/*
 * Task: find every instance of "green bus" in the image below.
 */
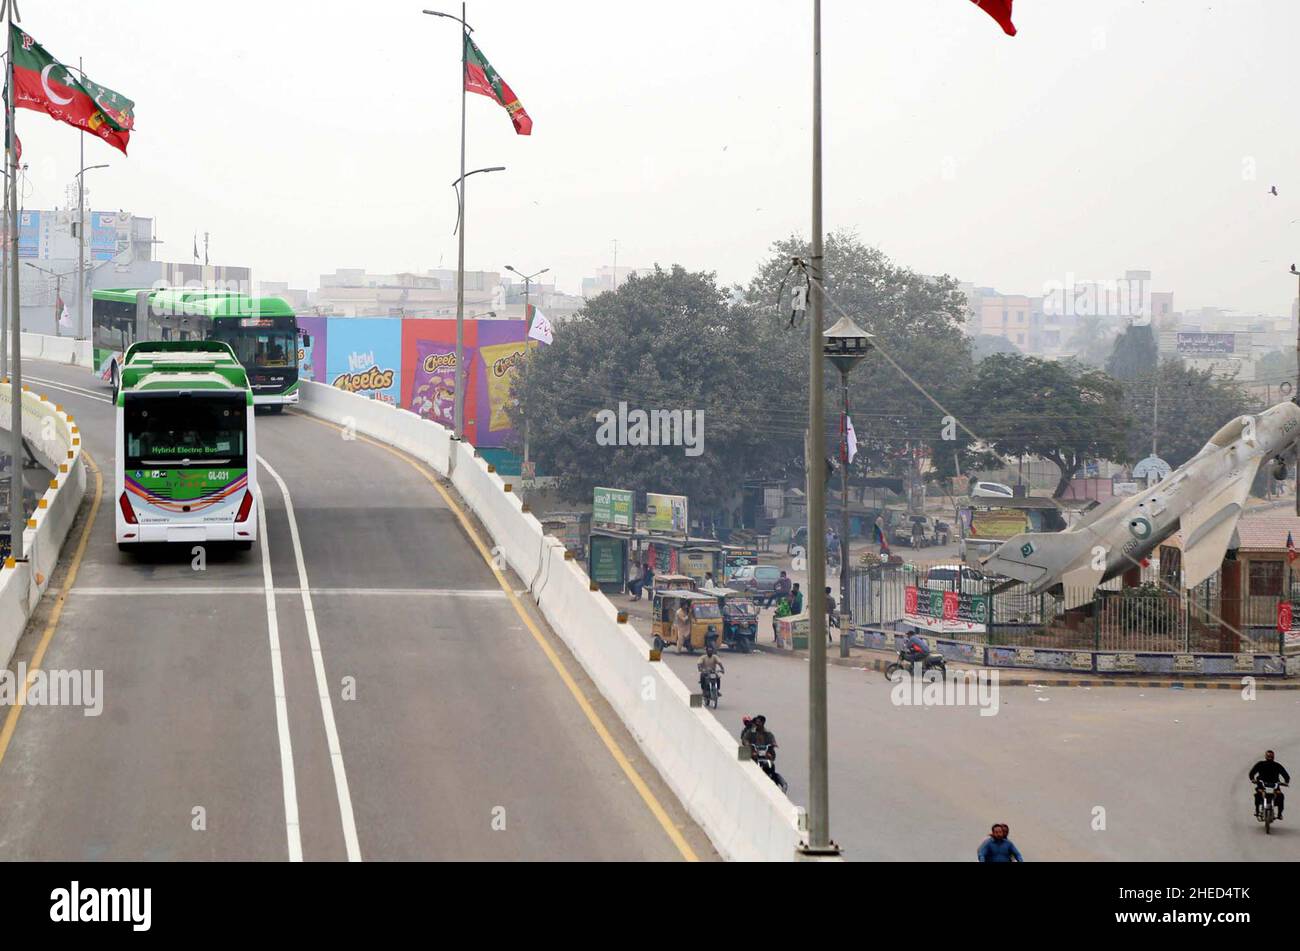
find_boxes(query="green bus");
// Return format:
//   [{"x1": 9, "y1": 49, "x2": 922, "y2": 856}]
[
  {"x1": 92, "y1": 287, "x2": 304, "y2": 410},
  {"x1": 115, "y1": 340, "x2": 258, "y2": 550}
]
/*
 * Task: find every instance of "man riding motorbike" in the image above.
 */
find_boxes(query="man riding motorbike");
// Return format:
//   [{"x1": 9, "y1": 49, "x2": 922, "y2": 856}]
[
  {"x1": 903, "y1": 627, "x2": 930, "y2": 667},
  {"x1": 698, "y1": 646, "x2": 725, "y2": 699},
  {"x1": 1250, "y1": 750, "x2": 1291, "y2": 820},
  {"x1": 741, "y1": 714, "x2": 787, "y2": 791}
]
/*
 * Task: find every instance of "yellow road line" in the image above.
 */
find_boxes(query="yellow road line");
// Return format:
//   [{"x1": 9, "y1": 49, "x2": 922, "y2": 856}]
[
  {"x1": 0, "y1": 449, "x2": 103, "y2": 769},
  {"x1": 296, "y1": 414, "x2": 700, "y2": 862}
]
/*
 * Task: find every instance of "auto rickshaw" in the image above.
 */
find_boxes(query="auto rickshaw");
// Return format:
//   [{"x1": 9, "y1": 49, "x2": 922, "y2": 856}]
[
  {"x1": 651, "y1": 589, "x2": 722, "y2": 653},
  {"x1": 702, "y1": 586, "x2": 759, "y2": 652},
  {"x1": 652, "y1": 573, "x2": 697, "y2": 593}
]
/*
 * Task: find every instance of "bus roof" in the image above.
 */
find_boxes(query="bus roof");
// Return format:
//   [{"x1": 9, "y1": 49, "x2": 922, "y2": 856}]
[
  {"x1": 93, "y1": 287, "x2": 294, "y2": 319},
  {"x1": 120, "y1": 340, "x2": 251, "y2": 397}
]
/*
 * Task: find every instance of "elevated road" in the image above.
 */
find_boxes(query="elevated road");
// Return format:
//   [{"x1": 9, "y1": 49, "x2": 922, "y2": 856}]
[{"x1": 0, "y1": 360, "x2": 712, "y2": 861}]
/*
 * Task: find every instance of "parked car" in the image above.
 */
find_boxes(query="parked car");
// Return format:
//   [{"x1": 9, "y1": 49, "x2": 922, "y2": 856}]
[
  {"x1": 731, "y1": 564, "x2": 784, "y2": 598},
  {"x1": 922, "y1": 563, "x2": 987, "y2": 594},
  {"x1": 971, "y1": 481, "x2": 1015, "y2": 500}
]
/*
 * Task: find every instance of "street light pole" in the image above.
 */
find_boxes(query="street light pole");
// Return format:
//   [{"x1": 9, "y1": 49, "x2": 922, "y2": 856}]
[
  {"x1": 505, "y1": 263, "x2": 549, "y2": 503},
  {"x1": 425, "y1": 6, "x2": 506, "y2": 446},
  {"x1": 801, "y1": 0, "x2": 834, "y2": 859},
  {"x1": 73, "y1": 163, "x2": 109, "y2": 342}
]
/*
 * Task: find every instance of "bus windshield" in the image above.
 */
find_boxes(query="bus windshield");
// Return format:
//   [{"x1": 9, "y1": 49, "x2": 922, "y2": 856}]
[
  {"x1": 124, "y1": 392, "x2": 247, "y2": 467},
  {"x1": 214, "y1": 327, "x2": 297, "y2": 368}
]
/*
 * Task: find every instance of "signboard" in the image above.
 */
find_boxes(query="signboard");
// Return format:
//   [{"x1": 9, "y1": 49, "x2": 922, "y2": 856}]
[
  {"x1": 968, "y1": 509, "x2": 1028, "y2": 539},
  {"x1": 90, "y1": 211, "x2": 118, "y2": 261},
  {"x1": 589, "y1": 536, "x2": 624, "y2": 585},
  {"x1": 1278, "y1": 601, "x2": 1292, "y2": 634},
  {"x1": 519, "y1": 461, "x2": 536, "y2": 488},
  {"x1": 646, "y1": 492, "x2": 688, "y2": 534},
  {"x1": 679, "y1": 550, "x2": 714, "y2": 582},
  {"x1": 1176, "y1": 332, "x2": 1235, "y2": 357},
  {"x1": 592, "y1": 487, "x2": 633, "y2": 528},
  {"x1": 724, "y1": 547, "x2": 758, "y2": 578},
  {"x1": 1097, "y1": 652, "x2": 1137, "y2": 672},
  {"x1": 1173, "y1": 653, "x2": 1197, "y2": 672},
  {"x1": 17, "y1": 210, "x2": 39, "y2": 258},
  {"x1": 904, "y1": 585, "x2": 988, "y2": 634},
  {"x1": 326, "y1": 318, "x2": 402, "y2": 405}
]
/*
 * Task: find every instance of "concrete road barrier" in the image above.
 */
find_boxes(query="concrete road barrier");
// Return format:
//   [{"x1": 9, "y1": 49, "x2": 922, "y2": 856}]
[
  {"x1": 0, "y1": 380, "x2": 88, "y2": 668},
  {"x1": 300, "y1": 380, "x2": 805, "y2": 861}
]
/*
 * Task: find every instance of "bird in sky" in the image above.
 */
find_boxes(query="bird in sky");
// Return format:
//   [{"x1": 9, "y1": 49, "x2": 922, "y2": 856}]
[{"x1": 1270, "y1": 185, "x2": 1279, "y2": 196}]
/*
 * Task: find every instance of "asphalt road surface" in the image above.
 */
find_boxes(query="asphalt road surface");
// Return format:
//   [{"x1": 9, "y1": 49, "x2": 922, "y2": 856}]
[
  {"x1": 658, "y1": 645, "x2": 1300, "y2": 860},
  {"x1": 0, "y1": 359, "x2": 713, "y2": 861}
]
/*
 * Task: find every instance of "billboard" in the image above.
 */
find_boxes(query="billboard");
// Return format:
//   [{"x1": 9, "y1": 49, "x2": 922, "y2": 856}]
[
  {"x1": 646, "y1": 492, "x2": 688, "y2": 534},
  {"x1": 589, "y1": 536, "x2": 624, "y2": 584},
  {"x1": 17, "y1": 211, "x2": 38, "y2": 258},
  {"x1": 325, "y1": 318, "x2": 401, "y2": 404},
  {"x1": 90, "y1": 211, "x2": 118, "y2": 261},
  {"x1": 1176, "y1": 332, "x2": 1235, "y2": 357},
  {"x1": 296, "y1": 316, "x2": 327, "y2": 383},
  {"x1": 410, "y1": 338, "x2": 473, "y2": 428},
  {"x1": 967, "y1": 509, "x2": 1028, "y2": 539},
  {"x1": 905, "y1": 586, "x2": 988, "y2": 635},
  {"x1": 474, "y1": 320, "x2": 530, "y2": 446},
  {"x1": 593, "y1": 487, "x2": 633, "y2": 528}
]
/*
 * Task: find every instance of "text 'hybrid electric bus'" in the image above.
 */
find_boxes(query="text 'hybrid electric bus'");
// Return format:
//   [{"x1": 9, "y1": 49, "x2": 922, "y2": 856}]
[
  {"x1": 115, "y1": 340, "x2": 258, "y2": 551},
  {"x1": 93, "y1": 287, "x2": 304, "y2": 410}
]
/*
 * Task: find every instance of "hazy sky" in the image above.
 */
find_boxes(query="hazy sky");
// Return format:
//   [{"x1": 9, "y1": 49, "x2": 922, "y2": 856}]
[{"x1": 15, "y1": 0, "x2": 1300, "y2": 312}]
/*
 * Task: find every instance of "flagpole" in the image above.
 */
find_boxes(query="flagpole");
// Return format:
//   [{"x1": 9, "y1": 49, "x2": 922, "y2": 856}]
[
  {"x1": 6, "y1": 4, "x2": 22, "y2": 562},
  {"x1": 77, "y1": 55, "x2": 84, "y2": 340},
  {"x1": 1, "y1": 67, "x2": 7, "y2": 383},
  {"x1": 454, "y1": 0, "x2": 467, "y2": 442}
]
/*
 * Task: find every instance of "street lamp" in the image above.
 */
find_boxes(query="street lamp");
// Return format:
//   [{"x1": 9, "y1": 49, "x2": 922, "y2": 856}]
[
  {"x1": 824, "y1": 315, "x2": 874, "y2": 660},
  {"x1": 74, "y1": 163, "x2": 108, "y2": 341},
  {"x1": 24, "y1": 261, "x2": 77, "y2": 337},
  {"x1": 505, "y1": 264, "x2": 548, "y2": 503}
]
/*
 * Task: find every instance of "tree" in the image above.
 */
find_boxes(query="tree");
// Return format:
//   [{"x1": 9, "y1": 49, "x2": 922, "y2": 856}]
[
  {"x1": 1066, "y1": 316, "x2": 1120, "y2": 368},
  {"x1": 1104, "y1": 322, "x2": 1159, "y2": 381},
  {"x1": 1255, "y1": 348, "x2": 1297, "y2": 392},
  {"x1": 746, "y1": 229, "x2": 976, "y2": 484},
  {"x1": 970, "y1": 333, "x2": 1021, "y2": 361},
  {"x1": 511, "y1": 266, "x2": 798, "y2": 514},
  {"x1": 1122, "y1": 359, "x2": 1253, "y2": 469},
  {"x1": 954, "y1": 353, "x2": 1130, "y2": 497}
]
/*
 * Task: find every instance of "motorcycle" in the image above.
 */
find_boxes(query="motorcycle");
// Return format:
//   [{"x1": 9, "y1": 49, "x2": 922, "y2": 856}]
[
  {"x1": 750, "y1": 743, "x2": 788, "y2": 793},
  {"x1": 700, "y1": 671, "x2": 721, "y2": 709},
  {"x1": 1255, "y1": 780, "x2": 1288, "y2": 834},
  {"x1": 884, "y1": 649, "x2": 947, "y2": 683}
]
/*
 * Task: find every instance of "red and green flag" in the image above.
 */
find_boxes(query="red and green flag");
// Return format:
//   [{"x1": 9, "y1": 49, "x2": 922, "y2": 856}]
[
  {"x1": 464, "y1": 34, "x2": 531, "y2": 136},
  {"x1": 9, "y1": 24, "x2": 135, "y2": 154},
  {"x1": 972, "y1": 0, "x2": 1016, "y2": 36}
]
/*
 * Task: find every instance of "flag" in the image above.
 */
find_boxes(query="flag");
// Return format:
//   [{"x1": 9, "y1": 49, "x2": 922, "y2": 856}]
[
  {"x1": 464, "y1": 35, "x2": 532, "y2": 135},
  {"x1": 56, "y1": 290, "x2": 71, "y2": 329},
  {"x1": 527, "y1": 307, "x2": 554, "y2": 345},
  {"x1": 10, "y1": 25, "x2": 135, "y2": 155},
  {"x1": 1289, "y1": 531, "x2": 1297, "y2": 564},
  {"x1": 193, "y1": 234, "x2": 199, "y2": 262},
  {"x1": 972, "y1": 0, "x2": 1016, "y2": 36},
  {"x1": 846, "y1": 415, "x2": 858, "y2": 464}
]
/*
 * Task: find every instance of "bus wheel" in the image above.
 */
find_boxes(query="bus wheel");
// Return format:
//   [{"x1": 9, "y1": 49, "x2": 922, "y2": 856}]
[
  {"x1": 117, "y1": 543, "x2": 132, "y2": 553},
  {"x1": 267, "y1": 405, "x2": 283, "y2": 415}
]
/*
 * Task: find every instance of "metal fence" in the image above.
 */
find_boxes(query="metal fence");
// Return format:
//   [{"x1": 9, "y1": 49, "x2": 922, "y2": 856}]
[{"x1": 848, "y1": 563, "x2": 1285, "y2": 655}]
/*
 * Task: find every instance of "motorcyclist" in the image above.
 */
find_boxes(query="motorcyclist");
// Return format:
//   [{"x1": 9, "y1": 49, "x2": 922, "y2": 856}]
[
  {"x1": 902, "y1": 627, "x2": 931, "y2": 668},
  {"x1": 698, "y1": 646, "x2": 725, "y2": 697},
  {"x1": 742, "y1": 715, "x2": 786, "y2": 790},
  {"x1": 1250, "y1": 750, "x2": 1291, "y2": 820}
]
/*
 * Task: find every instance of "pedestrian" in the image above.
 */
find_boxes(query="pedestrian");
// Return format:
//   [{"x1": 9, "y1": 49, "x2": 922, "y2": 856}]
[
  {"x1": 643, "y1": 562, "x2": 655, "y2": 599},
  {"x1": 977, "y1": 823, "x2": 1024, "y2": 862},
  {"x1": 764, "y1": 570, "x2": 792, "y2": 608},
  {"x1": 773, "y1": 595, "x2": 792, "y2": 648},
  {"x1": 628, "y1": 562, "x2": 644, "y2": 601},
  {"x1": 789, "y1": 582, "x2": 803, "y2": 615},
  {"x1": 825, "y1": 585, "x2": 837, "y2": 641},
  {"x1": 673, "y1": 601, "x2": 691, "y2": 654},
  {"x1": 704, "y1": 570, "x2": 715, "y2": 589}
]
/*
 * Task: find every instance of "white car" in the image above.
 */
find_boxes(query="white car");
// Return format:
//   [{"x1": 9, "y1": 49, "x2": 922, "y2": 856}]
[{"x1": 971, "y1": 481, "x2": 1015, "y2": 500}]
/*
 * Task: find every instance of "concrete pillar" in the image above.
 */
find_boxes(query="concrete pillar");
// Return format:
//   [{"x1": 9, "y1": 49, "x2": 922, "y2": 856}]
[{"x1": 1220, "y1": 558, "x2": 1242, "y2": 653}]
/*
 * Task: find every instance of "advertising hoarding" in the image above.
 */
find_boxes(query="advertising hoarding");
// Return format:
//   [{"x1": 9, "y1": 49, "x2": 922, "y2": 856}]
[
  {"x1": 1176, "y1": 332, "x2": 1235, "y2": 357},
  {"x1": 592, "y1": 487, "x2": 633, "y2": 528},
  {"x1": 904, "y1": 585, "x2": 988, "y2": 634},
  {"x1": 325, "y1": 318, "x2": 402, "y2": 404},
  {"x1": 90, "y1": 211, "x2": 118, "y2": 261},
  {"x1": 646, "y1": 493, "x2": 688, "y2": 534},
  {"x1": 17, "y1": 211, "x2": 38, "y2": 258}
]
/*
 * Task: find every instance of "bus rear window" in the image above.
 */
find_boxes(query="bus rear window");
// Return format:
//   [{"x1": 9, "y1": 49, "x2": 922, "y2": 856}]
[{"x1": 124, "y1": 393, "x2": 247, "y2": 467}]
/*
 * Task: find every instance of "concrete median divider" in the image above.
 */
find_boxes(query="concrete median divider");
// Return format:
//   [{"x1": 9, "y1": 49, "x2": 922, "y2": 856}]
[
  {"x1": 0, "y1": 380, "x2": 88, "y2": 669},
  {"x1": 20, "y1": 332, "x2": 91, "y2": 368},
  {"x1": 300, "y1": 380, "x2": 805, "y2": 860}
]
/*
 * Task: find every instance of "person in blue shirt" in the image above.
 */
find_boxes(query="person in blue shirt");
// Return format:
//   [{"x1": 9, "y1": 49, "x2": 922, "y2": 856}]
[
  {"x1": 977, "y1": 823, "x2": 1024, "y2": 862},
  {"x1": 902, "y1": 627, "x2": 930, "y2": 663}
]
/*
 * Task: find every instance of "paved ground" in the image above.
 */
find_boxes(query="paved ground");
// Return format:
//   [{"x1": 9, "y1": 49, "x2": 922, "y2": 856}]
[
  {"x1": 622, "y1": 571, "x2": 1300, "y2": 860},
  {"x1": 0, "y1": 360, "x2": 714, "y2": 861}
]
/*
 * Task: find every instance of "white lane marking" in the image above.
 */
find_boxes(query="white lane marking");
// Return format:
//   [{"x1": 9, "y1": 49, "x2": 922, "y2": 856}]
[
  {"x1": 258, "y1": 454, "x2": 362, "y2": 862},
  {"x1": 256, "y1": 489, "x2": 304, "y2": 862},
  {"x1": 24, "y1": 374, "x2": 113, "y2": 403},
  {"x1": 69, "y1": 586, "x2": 507, "y2": 598}
]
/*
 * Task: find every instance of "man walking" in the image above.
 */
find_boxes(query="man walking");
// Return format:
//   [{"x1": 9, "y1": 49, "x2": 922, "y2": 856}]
[{"x1": 977, "y1": 824, "x2": 1024, "y2": 862}]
